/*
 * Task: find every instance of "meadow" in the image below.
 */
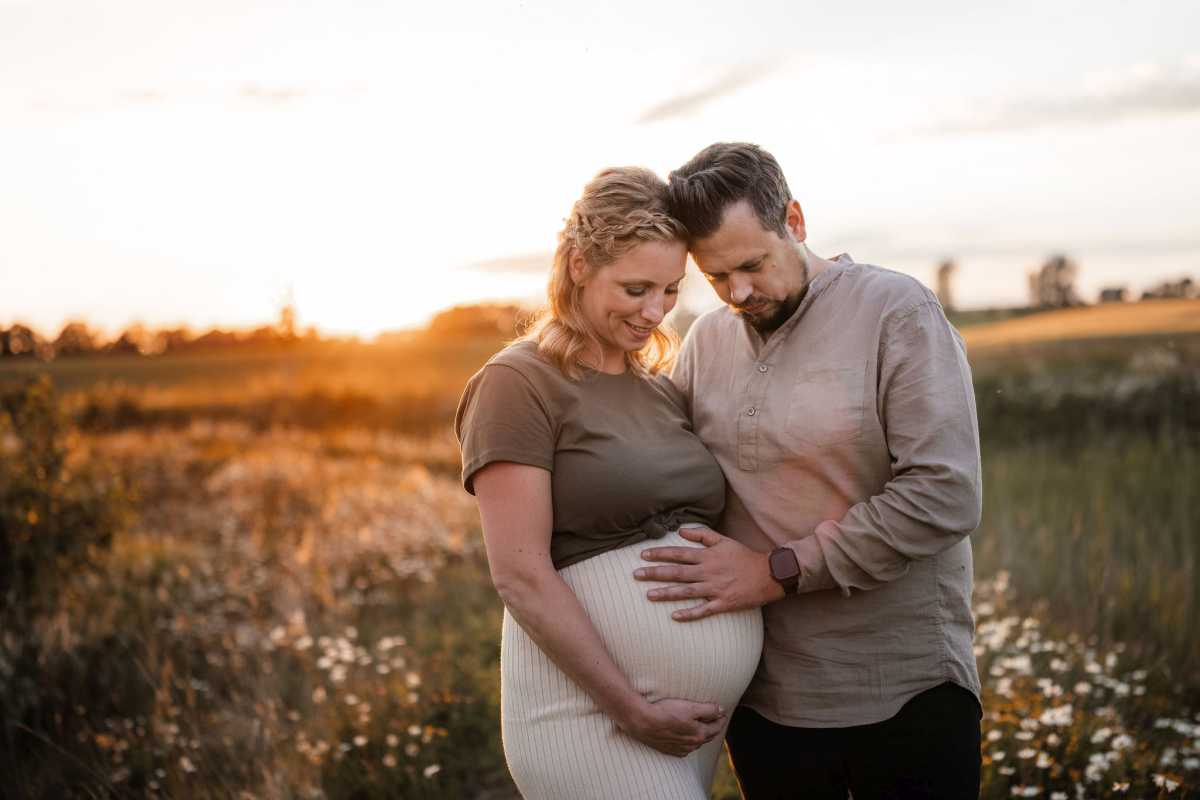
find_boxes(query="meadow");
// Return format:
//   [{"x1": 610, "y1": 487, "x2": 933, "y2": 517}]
[{"x1": 1, "y1": 301, "x2": 1198, "y2": 798}]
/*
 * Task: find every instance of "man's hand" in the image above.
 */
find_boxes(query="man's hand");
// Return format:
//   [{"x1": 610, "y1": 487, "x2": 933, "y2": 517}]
[
  {"x1": 634, "y1": 526, "x2": 785, "y2": 621},
  {"x1": 618, "y1": 698, "x2": 726, "y2": 758}
]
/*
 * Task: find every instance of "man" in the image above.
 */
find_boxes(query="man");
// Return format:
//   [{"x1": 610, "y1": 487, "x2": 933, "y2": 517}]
[{"x1": 633, "y1": 142, "x2": 983, "y2": 798}]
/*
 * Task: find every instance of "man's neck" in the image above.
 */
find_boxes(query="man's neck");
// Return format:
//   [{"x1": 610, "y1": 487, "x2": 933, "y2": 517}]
[{"x1": 801, "y1": 243, "x2": 837, "y2": 279}]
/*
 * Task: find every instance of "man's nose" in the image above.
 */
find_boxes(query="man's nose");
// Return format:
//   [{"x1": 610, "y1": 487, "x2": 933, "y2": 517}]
[{"x1": 729, "y1": 274, "x2": 753, "y2": 305}]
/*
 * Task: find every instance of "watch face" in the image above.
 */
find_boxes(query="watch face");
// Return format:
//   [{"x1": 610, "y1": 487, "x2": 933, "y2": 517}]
[{"x1": 770, "y1": 548, "x2": 800, "y2": 581}]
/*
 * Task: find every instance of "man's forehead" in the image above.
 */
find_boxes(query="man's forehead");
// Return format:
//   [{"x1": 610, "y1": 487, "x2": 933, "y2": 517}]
[{"x1": 689, "y1": 200, "x2": 773, "y2": 272}]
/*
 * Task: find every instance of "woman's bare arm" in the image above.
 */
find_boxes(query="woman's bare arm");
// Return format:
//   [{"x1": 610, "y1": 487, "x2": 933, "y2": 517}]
[{"x1": 473, "y1": 461, "x2": 724, "y2": 757}]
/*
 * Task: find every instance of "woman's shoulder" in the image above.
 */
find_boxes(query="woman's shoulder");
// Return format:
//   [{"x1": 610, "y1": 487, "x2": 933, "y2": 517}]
[{"x1": 478, "y1": 340, "x2": 567, "y2": 392}]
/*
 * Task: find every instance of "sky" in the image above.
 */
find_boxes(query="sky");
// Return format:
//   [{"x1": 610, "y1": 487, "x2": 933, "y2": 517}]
[{"x1": 2, "y1": 0, "x2": 1198, "y2": 339}]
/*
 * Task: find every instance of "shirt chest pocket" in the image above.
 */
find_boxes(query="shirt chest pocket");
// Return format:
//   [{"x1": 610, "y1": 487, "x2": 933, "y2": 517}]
[{"x1": 785, "y1": 365, "x2": 867, "y2": 447}]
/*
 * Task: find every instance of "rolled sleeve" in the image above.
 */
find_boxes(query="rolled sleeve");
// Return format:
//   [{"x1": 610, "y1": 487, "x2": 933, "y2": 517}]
[{"x1": 791, "y1": 300, "x2": 983, "y2": 595}]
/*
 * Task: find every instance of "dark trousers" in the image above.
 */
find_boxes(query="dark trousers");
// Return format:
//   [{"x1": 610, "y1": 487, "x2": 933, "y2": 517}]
[{"x1": 725, "y1": 682, "x2": 982, "y2": 800}]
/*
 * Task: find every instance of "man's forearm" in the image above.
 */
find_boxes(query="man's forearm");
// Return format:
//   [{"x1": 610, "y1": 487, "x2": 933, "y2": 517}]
[{"x1": 786, "y1": 463, "x2": 982, "y2": 596}]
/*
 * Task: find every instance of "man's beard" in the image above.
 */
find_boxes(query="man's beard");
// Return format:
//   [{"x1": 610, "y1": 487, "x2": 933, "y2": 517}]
[{"x1": 740, "y1": 288, "x2": 807, "y2": 333}]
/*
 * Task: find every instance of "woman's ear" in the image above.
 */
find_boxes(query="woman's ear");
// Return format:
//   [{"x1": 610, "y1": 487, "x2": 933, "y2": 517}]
[{"x1": 568, "y1": 249, "x2": 587, "y2": 284}]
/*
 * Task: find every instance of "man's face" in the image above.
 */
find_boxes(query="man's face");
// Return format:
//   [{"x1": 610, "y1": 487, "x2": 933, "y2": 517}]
[{"x1": 690, "y1": 199, "x2": 810, "y2": 333}]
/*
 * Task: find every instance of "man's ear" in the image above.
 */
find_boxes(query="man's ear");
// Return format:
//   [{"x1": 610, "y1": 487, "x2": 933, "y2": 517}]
[
  {"x1": 784, "y1": 200, "x2": 807, "y2": 243},
  {"x1": 568, "y1": 249, "x2": 587, "y2": 284}
]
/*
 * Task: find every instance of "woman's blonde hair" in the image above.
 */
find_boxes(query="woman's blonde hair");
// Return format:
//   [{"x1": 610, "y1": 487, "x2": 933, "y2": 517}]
[{"x1": 520, "y1": 166, "x2": 687, "y2": 379}]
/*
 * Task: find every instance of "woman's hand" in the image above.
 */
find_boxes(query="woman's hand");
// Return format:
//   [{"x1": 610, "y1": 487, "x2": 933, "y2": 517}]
[{"x1": 618, "y1": 697, "x2": 726, "y2": 758}]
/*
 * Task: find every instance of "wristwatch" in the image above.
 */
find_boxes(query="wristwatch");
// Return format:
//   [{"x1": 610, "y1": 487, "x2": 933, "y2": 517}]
[{"x1": 768, "y1": 546, "x2": 801, "y2": 595}]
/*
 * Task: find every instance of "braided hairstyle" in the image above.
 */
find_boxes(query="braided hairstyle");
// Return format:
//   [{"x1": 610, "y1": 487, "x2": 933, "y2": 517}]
[{"x1": 521, "y1": 167, "x2": 687, "y2": 379}]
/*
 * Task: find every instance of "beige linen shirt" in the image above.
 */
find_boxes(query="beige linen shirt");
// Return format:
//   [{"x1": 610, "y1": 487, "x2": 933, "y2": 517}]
[{"x1": 672, "y1": 255, "x2": 982, "y2": 727}]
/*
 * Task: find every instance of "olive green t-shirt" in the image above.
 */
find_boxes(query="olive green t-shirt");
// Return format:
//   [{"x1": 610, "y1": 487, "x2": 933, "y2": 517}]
[{"x1": 455, "y1": 340, "x2": 725, "y2": 569}]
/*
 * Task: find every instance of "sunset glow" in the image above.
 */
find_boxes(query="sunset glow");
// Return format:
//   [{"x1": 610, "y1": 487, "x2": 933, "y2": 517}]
[{"x1": 2, "y1": 0, "x2": 1198, "y2": 339}]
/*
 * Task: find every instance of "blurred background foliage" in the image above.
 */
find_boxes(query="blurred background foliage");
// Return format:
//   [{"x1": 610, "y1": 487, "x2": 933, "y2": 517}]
[{"x1": 0, "y1": 298, "x2": 1197, "y2": 798}]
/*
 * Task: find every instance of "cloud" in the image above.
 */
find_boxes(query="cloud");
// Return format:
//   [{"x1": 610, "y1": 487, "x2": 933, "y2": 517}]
[
  {"x1": 636, "y1": 60, "x2": 780, "y2": 124},
  {"x1": 466, "y1": 252, "x2": 553, "y2": 274},
  {"x1": 914, "y1": 62, "x2": 1200, "y2": 137}
]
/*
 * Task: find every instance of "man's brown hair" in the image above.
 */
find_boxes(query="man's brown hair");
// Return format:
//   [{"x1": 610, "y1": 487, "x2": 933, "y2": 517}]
[{"x1": 666, "y1": 142, "x2": 794, "y2": 241}]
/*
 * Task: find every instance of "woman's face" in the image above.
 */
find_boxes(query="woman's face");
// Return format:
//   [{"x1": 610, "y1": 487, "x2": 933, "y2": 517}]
[{"x1": 572, "y1": 239, "x2": 687, "y2": 373}]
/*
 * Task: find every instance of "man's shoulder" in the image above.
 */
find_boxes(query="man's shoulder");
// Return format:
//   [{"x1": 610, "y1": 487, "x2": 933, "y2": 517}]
[{"x1": 837, "y1": 260, "x2": 940, "y2": 317}]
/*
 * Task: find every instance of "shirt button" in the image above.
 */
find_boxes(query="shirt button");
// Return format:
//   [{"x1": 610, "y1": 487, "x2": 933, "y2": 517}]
[
  {"x1": 747, "y1": 407, "x2": 757, "y2": 416},
  {"x1": 757, "y1": 364, "x2": 769, "y2": 373}
]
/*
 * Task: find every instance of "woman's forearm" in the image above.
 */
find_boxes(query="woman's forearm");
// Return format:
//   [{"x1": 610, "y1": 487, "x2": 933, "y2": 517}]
[{"x1": 494, "y1": 565, "x2": 649, "y2": 729}]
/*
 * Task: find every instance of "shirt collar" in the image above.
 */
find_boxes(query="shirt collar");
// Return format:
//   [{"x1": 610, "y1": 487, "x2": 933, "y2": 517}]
[{"x1": 739, "y1": 253, "x2": 854, "y2": 354}]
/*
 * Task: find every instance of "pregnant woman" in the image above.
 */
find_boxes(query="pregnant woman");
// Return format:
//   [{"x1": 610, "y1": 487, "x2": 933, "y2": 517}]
[{"x1": 455, "y1": 166, "x2": 763, "y2": 798}]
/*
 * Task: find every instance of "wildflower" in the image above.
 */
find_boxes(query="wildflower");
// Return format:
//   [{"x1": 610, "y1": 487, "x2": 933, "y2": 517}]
[
  {"x1": 1016, "y1": 731, "x2": 1034, "y2": 741},
  {"x1": 1161, "y1": 748, "x2": 1178, "y2": 766},
  {"x1": 1152, "y1": 774, "x2": 1180, "y2": 792},
  {"x1": 405, "y1": 743, "x2": 419, "y2": 757},
  {"x1": 295, "y1": 635, "x2": 313, "y2": 651},
  {"x1": 180, "y1": 756, "x2": 197, "y2": 773},
  {"x1": 353, "y1": 735, "x2": 367, "y2": 747},
  {"x1": 1182, "y1": 757, "x2": 1199, "y2": 770},
  {"x1": 423, "y1": 764, "x2": 441, "y2": 779},
  {"x1": 345, "y1": 694, "x2": 359, "y2": 706},
  {"x1": 383, "y1": 754, "x2": 397, "y2": 768},
  {"x1": 345, "y1": 626, "x2": 358, "y2": 640},
  {"x1": 1073, "y1": 681, "x2": 1091, "y2": 695},
  {"x1": 406, "y1": 672, "x2": 422, "y2": 689},
  {"x1": 386, "y1": 734, "x2": 399, "y2": 747},
  {"x1": 987, "y1": 730, "x2": 1003, "y2": 742},
  {"x1": 1109, "y1": 734, "x2": 1133, "y2": 751},
  {"x1": 991, "y1": 751, "x2": 1006, "y2": 761},
  {"x1": 1046, "y1": 733, "x2": 1062, "y2": 747},
  {"x1": 1010, "y1": 787, "x2": 1042, "y2": 797},
  {"x1": 312, "y1": 687, "x2": 327, "y2": 704},
  {"x1": 1036, "y1": 752, "x2": 1052, "y2": 769},
  {"x1": 1091, "y1": 727, "x2": 1113, "y2": 744},
  {"x1": 1111, "y1": 783, "x2": 1129, "y2": 793},
  {"x1": 376, "y1": 664, "x2": 391, "y2": 675},
  {"x1": 1018, "y1": 748, "x2": 1036, "y2": 760},
  {"x1": 1039, "y1": 705, "x2": 1073, "y2": 727},
  {"x1": 999, "y1": 767, "x2": 1016, "y2": 776},
  {"x1": 1050, "y1": 793, "x2": 1067, "y2": 800}
]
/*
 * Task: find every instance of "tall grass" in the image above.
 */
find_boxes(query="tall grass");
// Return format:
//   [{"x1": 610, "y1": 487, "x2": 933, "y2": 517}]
[{"x1": 1, "y1": 326, "x2": 1198, "y2": 798}]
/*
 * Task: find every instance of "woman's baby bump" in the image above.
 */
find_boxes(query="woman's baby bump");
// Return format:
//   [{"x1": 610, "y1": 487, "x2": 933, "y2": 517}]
[{"x1": 558, "y1": 530, "x2": 763, "y2": 707}]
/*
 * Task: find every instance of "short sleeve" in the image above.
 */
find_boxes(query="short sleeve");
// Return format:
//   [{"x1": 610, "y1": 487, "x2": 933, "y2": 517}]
[{"x1": 454, "y1": 363, "x2": 556, "y2": 494}]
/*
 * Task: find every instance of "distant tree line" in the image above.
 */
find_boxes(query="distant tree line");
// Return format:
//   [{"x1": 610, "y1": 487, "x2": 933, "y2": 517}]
[
  {"x1": 0, "y1": 302, "x2": 539, "y2": 361},
  {"x1": 0, "y1": 303, "x2": 316, "y2": 361}
]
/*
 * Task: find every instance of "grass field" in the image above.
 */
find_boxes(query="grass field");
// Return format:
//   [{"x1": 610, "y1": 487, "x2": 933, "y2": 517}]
[
  {"x1": 962, "y1": 299, "x2": 1200, "y2": 351},
  {"x1": 1, "y1": 303, "x2": 1198, "y2": 798}
]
